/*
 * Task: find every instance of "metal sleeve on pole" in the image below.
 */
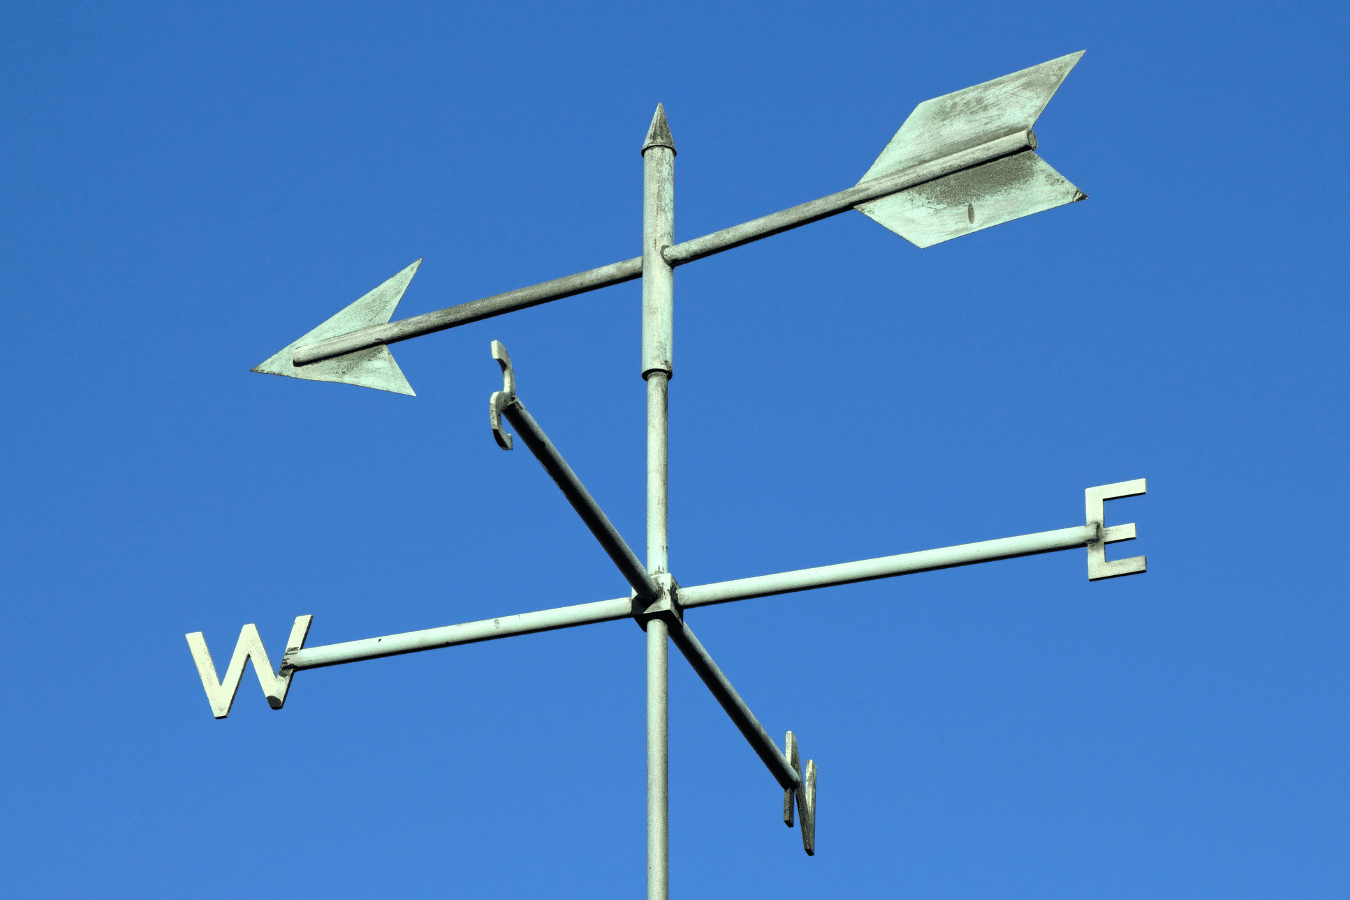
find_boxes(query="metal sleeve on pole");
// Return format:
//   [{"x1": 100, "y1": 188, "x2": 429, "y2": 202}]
[
  {"x1": 642, "y1": 105, "x2": 675, "y2": 380},
  {"x1": 646, "y1": 617, "x2": 669, "y2": 899},
  {"x1": 645, "y1": 377, "x2": 669, "y2": 577}
]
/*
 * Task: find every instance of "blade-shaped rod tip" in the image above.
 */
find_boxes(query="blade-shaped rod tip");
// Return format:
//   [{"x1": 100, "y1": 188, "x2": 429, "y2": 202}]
[{"x1": 642, "y1": 103, "x2": 676, "y2": 156}]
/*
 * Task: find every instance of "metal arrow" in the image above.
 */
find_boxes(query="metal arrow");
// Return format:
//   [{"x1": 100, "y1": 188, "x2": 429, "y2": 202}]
[
  {"x1": 253, "y1": 52, "x2": 1087, "y2": 394},
  {"x1": 252, "y1": 259, "x2": 421, "y2": 395}
]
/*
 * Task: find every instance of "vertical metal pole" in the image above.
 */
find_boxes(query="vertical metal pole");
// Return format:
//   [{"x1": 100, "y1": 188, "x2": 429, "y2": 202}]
[{"x1": 641, "y1": 103, "x2": 675, "y2": 900}]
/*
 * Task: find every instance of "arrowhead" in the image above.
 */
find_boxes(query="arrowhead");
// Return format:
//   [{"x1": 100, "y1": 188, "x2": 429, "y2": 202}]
[
  {"x1": 641, "y1": 103, "x2": 676, "y2": 156},
  {"x1": 251, "y1": 260, "x2": 421, "y2": 396},
  {"x1": 856, "y1": 153, "x2": 1086, "y2": 248}
]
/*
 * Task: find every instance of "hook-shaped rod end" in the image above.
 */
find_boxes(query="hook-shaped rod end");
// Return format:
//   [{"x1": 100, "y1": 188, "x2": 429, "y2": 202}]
[
  {"x1": 491, "y1": 340, "x2": 515, "y2": 395},
  {"x1": 489, "y1": 340, "x2": 517, "y2": 450}
]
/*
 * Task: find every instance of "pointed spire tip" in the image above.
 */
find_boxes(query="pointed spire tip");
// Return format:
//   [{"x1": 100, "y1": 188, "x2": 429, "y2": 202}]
[{"x1": 641, "y1": 103, "x2": 676, "y2": 156}]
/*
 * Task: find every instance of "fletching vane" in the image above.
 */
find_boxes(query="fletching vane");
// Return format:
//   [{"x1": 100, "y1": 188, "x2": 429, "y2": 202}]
[{"x1": 856, "y1": 51, "x2": 1087, "y2": 247}]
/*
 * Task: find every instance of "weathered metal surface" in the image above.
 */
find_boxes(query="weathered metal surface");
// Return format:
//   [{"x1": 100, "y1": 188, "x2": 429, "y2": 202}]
[
  {"x1": 500, "y1": 401, "x2": 659, "y2": 601},
  {"x1": 641, "y1": 105, "x2": 676, "y2": 900},
  {"x1": 859, "y1": 51, "x2": 1083, "y2": 183},
  {"x1": 283, "y1": 132, "x2": 1032, "y2": 378},
  {"x1": 668, "y1": 621, "x2": 803, "y2": 791},
  {"x1": 666, "y1": 130, "x2": 1036, "y2": 266},
  {"x1": 678, "y1": 523, "x2": 1099, "y2": 608},
  {"x1": 1086, "y1": 479, "x2": 1147, "y2": 580},
  {"x1": 274, "y1": 55, "x2": 1085, "y2": 384},
  {"x1": 646, "y1": 372, "x2": 671, "y2": 596},
  {"x1": 283, "y1": 597, "x2": 633, "y2": 671},
  {"x1": 855, "y1": 52, "x2": 1085, "y2": 246},
  {"x1": 253, "y1": 260, "x2": 420, "y2": 394},
  {"x1": 489, "y1": 339, "x2": 516, "y2": 450},
  {"x1": 782, "y1": 731, "x2": 816, "y2": 855},
  {"x1": 489, "y1": 342, "x2": 660, "y2": 603},
  {"x1": 665, "y1": 618, "x2": 816, "y2": 855},
  {"x1": 642, "y1": 105, "x2": 675, "y2": 381},
  {"x1": 646, "y1": 616, "x2": 669, "y2": 900},
  {"x1": 266, "y1": 489, "x2": 1144, "y2": 678},
  {"x1": 856, "y1": 149, "x2": 1085, "y2": 248},
  {"x1": 641, "y1": 103, "x2": 677, "y2": 156},
  {"x1": 292, "y1": 256, "x2": 644, "y2": 367},
  {"x1": 634, "y1": 572, "x2": 682, "y2": 631},
  {"x1": 186, "y1": 615, "x2": 312, "y2": 718}
]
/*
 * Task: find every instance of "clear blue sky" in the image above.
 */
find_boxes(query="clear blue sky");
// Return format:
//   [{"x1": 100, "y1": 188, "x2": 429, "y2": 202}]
[{"x1": 2, "y1": 3, "x2": 1346, "y2": 898}]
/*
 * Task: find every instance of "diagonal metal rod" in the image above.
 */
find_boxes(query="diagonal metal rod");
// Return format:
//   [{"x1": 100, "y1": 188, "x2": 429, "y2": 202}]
[
  {"x1": 667, "y1": 620, "x2": 800, "y2": 791},
  {"x1": 292, "y1": 130, "x2": 1035, "y2": 367},
  {"x1": 500, "y1": 398, "x2": 660, "y2": 603},
  {"x1": 282, "y1": 521, "x2": 1104, "y2": 672}
]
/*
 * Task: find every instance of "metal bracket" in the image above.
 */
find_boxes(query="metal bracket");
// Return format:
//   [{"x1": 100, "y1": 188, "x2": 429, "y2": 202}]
[
  {"x1": 634, "y1": 572, "x2": 682, "y2": 630},
  {"x1": 783, "y1": 730, "x2": 816, "y2": 856},
  {"x1": 186, "y1": 615, "x2": 313, "y2": 718},
  {"x1": 489, "y1": 340, "x2": 516, "y2": 450},
  {"x1": 1085, "y1": 479, "x2": 1146, "y2": 580}
]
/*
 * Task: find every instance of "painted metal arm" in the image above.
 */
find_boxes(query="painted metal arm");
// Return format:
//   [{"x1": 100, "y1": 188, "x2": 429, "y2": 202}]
[
  {"x1": 488, "y1": 341, "x2": 660, "y2": 604},
  {"x1": 667, "y1": 619, "x2": 817, "y2": 855},
  {"x1": 668, "y1": 621, "x2": 800, "y2": 790}
]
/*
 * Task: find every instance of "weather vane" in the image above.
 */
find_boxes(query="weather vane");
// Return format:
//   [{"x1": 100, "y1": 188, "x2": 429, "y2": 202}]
[{"x1": 188, "y1": 51, "x2": 1147, "y2": 898}]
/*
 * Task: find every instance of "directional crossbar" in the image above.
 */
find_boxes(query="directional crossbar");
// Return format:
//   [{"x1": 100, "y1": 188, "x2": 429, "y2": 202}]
[{"x1": 279, "y1": 511, "x2": 1138, "y2": 673}]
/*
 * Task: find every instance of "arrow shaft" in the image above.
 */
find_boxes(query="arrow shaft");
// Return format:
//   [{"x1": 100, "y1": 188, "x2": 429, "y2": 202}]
[
  {"x1": 293, "y1": 256, "x2": 644, "y2": 366},
  {"x1": 292, "y1": 129, "x2": 1035, "y2": 368},
  {"x1": 282, "y1": 520, "x2": 1097, "y2": 672}
]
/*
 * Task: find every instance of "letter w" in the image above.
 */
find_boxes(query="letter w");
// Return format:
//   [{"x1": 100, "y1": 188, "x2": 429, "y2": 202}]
[{"x1": 185, "y1": 616, "x2": 313, "y2": 719}]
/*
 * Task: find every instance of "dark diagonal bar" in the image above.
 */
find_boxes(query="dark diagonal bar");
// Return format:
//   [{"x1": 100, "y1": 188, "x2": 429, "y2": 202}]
[
  {"x1": 668, "y1": 621, "x2": 800, "y2": 791},
  {"x1": 501, "y1": 398, "x2": 660, "y2": 604}
]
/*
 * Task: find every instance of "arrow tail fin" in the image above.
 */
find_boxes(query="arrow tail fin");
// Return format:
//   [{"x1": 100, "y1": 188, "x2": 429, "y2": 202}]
[
  {"x1": 860, "y1": 51, "x2": 1084, "y2": 183},
  {"x1": 252, "y1": 259, "x2": 421, "y2": 395},
  {"x1": 857, "y1": 151, "x2": 1085, "y2": 248},
  {"x1": 855, "y1": 52, "x2": 1087, "y2": 247}
]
